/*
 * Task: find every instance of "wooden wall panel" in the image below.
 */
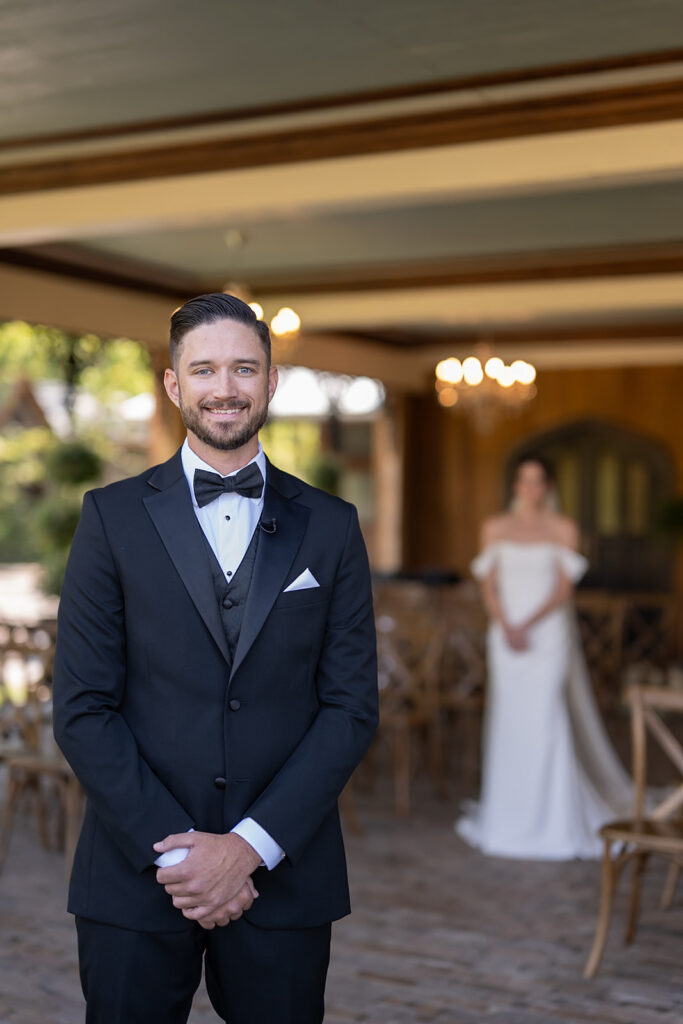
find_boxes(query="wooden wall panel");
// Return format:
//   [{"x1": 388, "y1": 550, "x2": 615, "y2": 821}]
[{"x1": 402, "y1": 364, "x2": 683, "y2": 581}]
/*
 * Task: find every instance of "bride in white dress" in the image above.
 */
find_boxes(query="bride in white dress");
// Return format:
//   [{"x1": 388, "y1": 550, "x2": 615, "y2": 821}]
[{"x1": 456, "y1": 456, "x2": 633, "y2": 859}]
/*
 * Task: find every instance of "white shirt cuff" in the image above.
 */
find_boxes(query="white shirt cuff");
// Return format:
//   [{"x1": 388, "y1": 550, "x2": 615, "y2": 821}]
[
  {"x1": 231, "y1": 817, "x2": 285, "y2": 871},
  {"x1": 154, "y1": 828, "x2": 194, "y2": 867}
]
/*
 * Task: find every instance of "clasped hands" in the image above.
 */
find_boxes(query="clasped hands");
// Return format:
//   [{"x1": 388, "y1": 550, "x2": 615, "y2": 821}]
[
  {"x1": 503, "y1": 621, "x2": 530, "y2": 651},
  {"x1": 154, "y1": 831, "x2": 262, "y2": 930}
]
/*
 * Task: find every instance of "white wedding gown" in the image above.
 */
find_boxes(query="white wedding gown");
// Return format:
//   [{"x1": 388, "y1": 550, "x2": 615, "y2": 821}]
[{"x1": 456, "y1": 541, "x2": 633, "y2": 860}]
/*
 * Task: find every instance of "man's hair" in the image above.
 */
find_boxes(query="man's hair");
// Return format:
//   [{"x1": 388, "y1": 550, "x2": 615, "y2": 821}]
[{"x1": 169, "y1": 293, "x2": 271, "y2": 369}]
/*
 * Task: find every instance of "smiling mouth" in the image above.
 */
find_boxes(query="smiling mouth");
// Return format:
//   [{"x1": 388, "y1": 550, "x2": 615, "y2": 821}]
[{"x1": 203, "y1": 405, "x2": 248, "y2": 416}]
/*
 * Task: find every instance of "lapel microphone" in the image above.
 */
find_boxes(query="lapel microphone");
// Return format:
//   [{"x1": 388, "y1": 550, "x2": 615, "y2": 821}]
[{"x1": 260, "y1": 518, "x2": 277, "y2": 534}]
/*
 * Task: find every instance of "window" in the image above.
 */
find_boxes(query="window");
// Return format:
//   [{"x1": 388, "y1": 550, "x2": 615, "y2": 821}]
[{"x1": 506, "y1": 421, "x2": 674, "y2": 591}]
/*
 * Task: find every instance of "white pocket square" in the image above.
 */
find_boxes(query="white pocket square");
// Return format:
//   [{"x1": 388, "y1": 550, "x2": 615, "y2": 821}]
[{"x1": 284, "y1": 568, "x2": 320, "y2": 592}]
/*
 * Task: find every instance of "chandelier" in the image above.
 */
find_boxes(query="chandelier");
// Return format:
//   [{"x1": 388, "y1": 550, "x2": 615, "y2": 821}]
[
  {"x1": 223, "y1": 284, "x2": 302, "y2": 357},
  {"x1": 434, "y1": 352, "x2": 537, "y2": 431},
  {"x1": 221, "y1": 230, "x2": 302, "y2": 355},
  {"x1": 248, "y1": 302, "x2": 300, "y2": 340},
  {"x1": 261, "y1": 304, "x2": 301, "y2": 358}
]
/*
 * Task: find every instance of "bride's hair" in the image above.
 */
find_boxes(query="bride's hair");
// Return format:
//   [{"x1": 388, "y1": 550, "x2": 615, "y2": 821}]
[{"x1": 512, "y1": 453, "x2": 555, "y2": 484}]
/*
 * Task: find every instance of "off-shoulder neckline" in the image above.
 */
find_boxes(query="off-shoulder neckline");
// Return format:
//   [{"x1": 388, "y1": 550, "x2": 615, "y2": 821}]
[{"x1": 480, "y1": 540, "x2": 582, "y2": 554}]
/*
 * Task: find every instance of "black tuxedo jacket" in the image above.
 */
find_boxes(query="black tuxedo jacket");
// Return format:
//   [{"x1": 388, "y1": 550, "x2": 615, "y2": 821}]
[{"x1": 53, "y1": 451, "x2": 378, "y2": 932}]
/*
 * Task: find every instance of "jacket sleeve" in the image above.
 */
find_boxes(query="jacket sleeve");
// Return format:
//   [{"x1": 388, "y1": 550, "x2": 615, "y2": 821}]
[
  {"x1": 244, "y1": 504, "x2": 379, "y2": 864},
  {"x1": 52, "y1": 491, "x2": 194, "y2": 872}
]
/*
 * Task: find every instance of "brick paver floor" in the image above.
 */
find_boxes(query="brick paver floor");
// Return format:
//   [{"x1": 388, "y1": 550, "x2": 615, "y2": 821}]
[{"x1": 1, "y1": 778, "x2": 681, "y2": 1024}]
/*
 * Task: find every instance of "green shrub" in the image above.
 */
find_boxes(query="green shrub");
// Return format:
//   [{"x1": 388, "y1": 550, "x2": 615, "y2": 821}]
[{"x1": 45, "y1": 442, "x2": 101, "y2": 485}]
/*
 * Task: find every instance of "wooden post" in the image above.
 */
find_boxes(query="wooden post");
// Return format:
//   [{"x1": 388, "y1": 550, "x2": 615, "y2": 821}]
[
  {"x1": 372, "y1": 393, "x2": 405, "y2": 573},
  {"x1": 148, "y1": 344, "x2": 185, "y2": 464}
]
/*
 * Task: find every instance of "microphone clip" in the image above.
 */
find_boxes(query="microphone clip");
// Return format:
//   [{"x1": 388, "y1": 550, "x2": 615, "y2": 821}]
[{"x1": 260, "y1": 518, "x2": 277, "y2": 534}]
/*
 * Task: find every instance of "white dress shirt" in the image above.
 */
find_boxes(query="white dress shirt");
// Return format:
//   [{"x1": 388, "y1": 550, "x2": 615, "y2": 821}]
[{"x1": 154, "y1": 439, "x2": 285, "y2": 871}]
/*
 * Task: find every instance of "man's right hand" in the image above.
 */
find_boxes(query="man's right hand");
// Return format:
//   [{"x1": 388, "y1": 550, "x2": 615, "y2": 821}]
[
  {"x1": 195, "y1": 877, "x2": 259, "y2": 930},
  {"x1": 155, "y1": 830, "x2": 261, "y2": 917}
]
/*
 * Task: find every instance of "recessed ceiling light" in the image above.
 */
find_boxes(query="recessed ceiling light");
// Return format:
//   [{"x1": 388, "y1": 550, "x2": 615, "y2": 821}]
[{"x1": 223, "y1": 229, "x2": 245, "y2": 249}]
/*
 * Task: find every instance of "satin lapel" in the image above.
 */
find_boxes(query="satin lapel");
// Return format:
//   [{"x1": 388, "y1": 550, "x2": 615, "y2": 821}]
[
  {"x1": 143, "y1": 474, "x2": 232, "y2": 666},
  {"x1": 230, "y1": 482, "x2": 310, "y2": 680}
]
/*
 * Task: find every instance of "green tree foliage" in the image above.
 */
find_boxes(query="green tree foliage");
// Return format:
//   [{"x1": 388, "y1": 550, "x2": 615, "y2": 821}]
[
  {"x1": 0, "y1": 321, "x2": 153, "y2": 592},
  {"x1": 261, "y1": 420, "x2": 321, "y2": 485},
  {"x1": 0, "y1": 321, "x2": 152, "y2": 403},
  {"x1": 0, "y1": 321, "x2": 68, "y2": 379},
  {"x1": 0, "y1": 428, "x2": 102, "y2": 592},
  {"x1": 260, "y1": 420, "x2": 343, "y2": 495},
  {"x1": 44, "y1": 442, "x2": 102, "y2": 485},
  {"x1": 78, "y1": 338, "x2": 153, "y2": 405},
  {"x1": 0, "y1": 428, "x2": 55, "y2": 563}
]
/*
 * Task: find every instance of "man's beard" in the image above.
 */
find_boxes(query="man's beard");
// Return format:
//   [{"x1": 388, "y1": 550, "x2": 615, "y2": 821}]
[{"x1": 177, "y1": 387, "x2": 269, "y2": 452}]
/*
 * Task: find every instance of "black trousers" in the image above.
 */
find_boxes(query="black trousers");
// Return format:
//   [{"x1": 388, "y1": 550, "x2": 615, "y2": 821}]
[{"x1": 75, "y1": 915, "x2": 331, "y2": 1024}]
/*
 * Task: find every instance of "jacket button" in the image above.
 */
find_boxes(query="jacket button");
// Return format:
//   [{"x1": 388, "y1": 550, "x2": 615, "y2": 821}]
[
  {"x1": 214, "y1": 776, "x2": 227, "y2": 790},
  {"x1": 222, "y1": 595, "x2": 234, "y2": 609},
  {"x1": 229, "y1": 699, "x2": 241, "y2": 712}
]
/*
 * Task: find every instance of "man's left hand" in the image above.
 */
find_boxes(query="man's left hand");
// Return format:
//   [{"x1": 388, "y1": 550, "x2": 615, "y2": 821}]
[
  {"x1": 195, "y1": 877, "x2": 260, "y2": 930},
  {"x1": 154, "y1": 831, "x2": 262, "y2": 922}
]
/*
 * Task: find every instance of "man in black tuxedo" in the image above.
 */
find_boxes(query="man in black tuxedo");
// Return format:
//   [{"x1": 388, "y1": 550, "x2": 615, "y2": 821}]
[{"x1": 53, "y1": 293, "x2": 378, "y2": 1024}]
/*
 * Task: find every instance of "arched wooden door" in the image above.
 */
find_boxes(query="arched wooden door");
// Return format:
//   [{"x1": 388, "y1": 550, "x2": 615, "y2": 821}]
[{"x1": 506, "y1": 421, "x2": 674, "y2": 591}]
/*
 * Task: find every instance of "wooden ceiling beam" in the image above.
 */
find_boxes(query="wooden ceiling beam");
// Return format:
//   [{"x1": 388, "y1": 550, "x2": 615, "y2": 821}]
[
  {"x1": 0, "y1": 261, "x2": 422, "y2": 391},
  {"x1": 352, "y1": 319, "x2": 683, "y2": 349},
  {"x1": 237, "y1": 242, "x2": 683, "y2": 296},
  {"x1": 4, "y1": 240, "x2": 683, "y2": 303},
  {"x1": 0, "y1": 244, "x2": 196, "y2": 301},
  {"x1": 3, "y1": 46, "x2": 683, "y2": 154},
  {"x1": 1, "y1": 76, "x2": 683, "y2": 196},
  {"x1": 2, "y1": 121, "x2": 683, "y2": 248},
  {"x1": 1, "y1": 261, "x2": 681, "y2": 387}
]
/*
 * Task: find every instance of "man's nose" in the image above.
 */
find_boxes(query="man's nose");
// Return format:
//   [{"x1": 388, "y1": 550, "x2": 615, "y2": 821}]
[{"x1": 211, "y1": 370, "x2": 239, "y2": 397}]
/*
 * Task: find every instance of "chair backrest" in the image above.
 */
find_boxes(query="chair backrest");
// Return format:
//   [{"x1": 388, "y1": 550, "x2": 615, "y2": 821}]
[
  {"x1": 377, "y1": 617, "x2": 445, "y2": 694},
  {"x1": 439, "y1": 589, "x2": 487, "y2": 703},
  {"x1": 0, "y1": 624, "x2": 56, "y2": 752},
  {"x1": 628, "y1": 684, "x2": 683, "y2": 822},
  {"x1": 575, "y1": 592, "x2": 626, "y2": 708},
  {"x1": 375, "y1": 580, "x2": 486, "y2": 711},
  {"x1": 575, "y1": 593, "x2": 675, "y2": 710}
]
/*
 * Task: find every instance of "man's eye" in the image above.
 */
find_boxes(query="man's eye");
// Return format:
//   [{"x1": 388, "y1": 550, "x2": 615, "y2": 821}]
[
  {"x1": 236, "y1": 367, "x2": 254, "y2": 374},
  {"x1": 195, "y1": 368, "x2": 212, "y2": 375}
]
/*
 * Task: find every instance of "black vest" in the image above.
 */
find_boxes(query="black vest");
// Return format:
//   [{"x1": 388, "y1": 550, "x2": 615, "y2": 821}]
[{"x1": 201, "y1": 525, "x2": 260, "y2": 666}]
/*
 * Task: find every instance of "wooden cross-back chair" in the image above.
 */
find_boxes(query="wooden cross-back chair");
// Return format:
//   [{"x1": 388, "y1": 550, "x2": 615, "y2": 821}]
[
  {"x1": 573, "y1": 593, "x2": 626, "y2": 710},
  {"x1": 436, "y1": 583, "x2": 487, "y2": 791},
  {"x1": 621, "y1": 595, "x2": 675, "y2": 675},
  {"x1": 0, "y1": 629, "x2": 52, "y2": 760},
  {"x1": 0, "y1": 624, "x2": 82, "y2": 878},
  {"x1": 374, "y1": 588, "x2": 447, "y2": 816},
  {"x1": 584, "y1": 684, "x2": 683, "y2": 977}
]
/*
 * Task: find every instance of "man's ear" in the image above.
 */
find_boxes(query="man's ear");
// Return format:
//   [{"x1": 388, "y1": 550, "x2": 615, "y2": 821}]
[
  {"x1": 268, "y1": 365, "x2": 279, "y2": 403},
  {"x1": 164, "y1": 368, "x2": 180, "y2": 409}
]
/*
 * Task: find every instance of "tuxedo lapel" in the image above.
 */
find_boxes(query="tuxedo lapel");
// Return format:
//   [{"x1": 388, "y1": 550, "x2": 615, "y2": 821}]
[
  {"x1": 230, "y1": 463, "x2": 310, "y2": 680},
  {"x1": 143, "y1": 453, "x2": 232, "y2": 666}
]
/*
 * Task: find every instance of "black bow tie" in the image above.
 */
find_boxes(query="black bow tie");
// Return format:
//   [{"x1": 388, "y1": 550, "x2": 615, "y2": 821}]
[{"x1": 193, "y1": 463, "x2": 264, "y2": 507}]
